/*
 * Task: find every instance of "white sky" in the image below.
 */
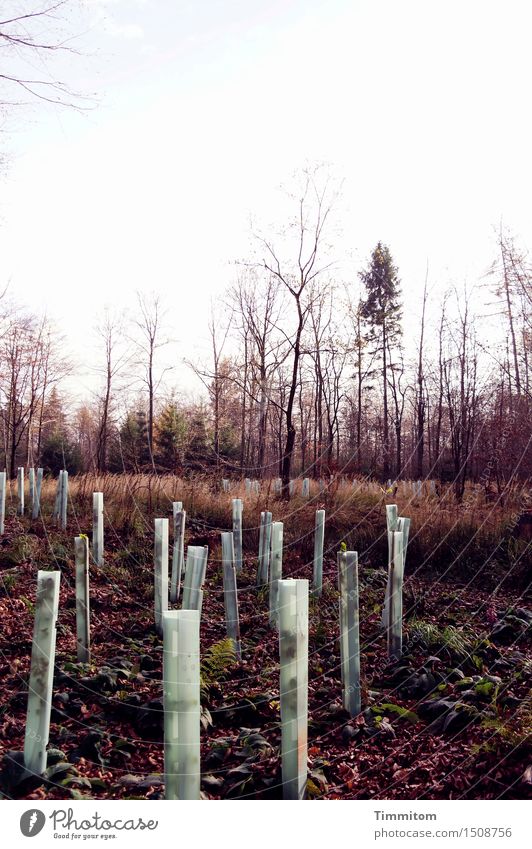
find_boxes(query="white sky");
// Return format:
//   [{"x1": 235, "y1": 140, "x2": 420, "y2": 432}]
[{"x1": 0, "y1": 0, "x2": 531, "y2": 404}]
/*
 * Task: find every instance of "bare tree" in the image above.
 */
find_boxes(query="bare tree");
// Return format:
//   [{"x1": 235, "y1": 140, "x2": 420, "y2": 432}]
[
  {"x1": 414, "y1": 275, "x2": 428, "y2": 478},
  {"x1": 73, "y1": 403, "x2": 95, "y2": 471},
  {"x1": 0, "y1": 309, "x2": 68, "y2": 476},
  {"x1": 258, "y1": 166, "x2": 339, "y2": 497},
  {"x1": 0, "y1": 2, "x2": 88, "y2": 110},
  {"x1": 27, "y1": 316, "x2": 69, "y2": 464},
  {"x1": 229, "y1": 273, "x2": 284, "y2": 477},
  {"x1": 386, "y1": 342, "x2": 407, "y2": 479},
  {"x1": 443, "y1": 288, "x2": 480, "y2": 501},
  {"x1": 431, "y1": 295, "x2": 448, "y2": 478},
  {"x1": 308, "y1": 285, "x2": 332, "y2": 477},
  {"x1": 94, "y1": 310, "x2": 129, "y2": 473},
  {"x1": 487, "y1": 227, "x2": 523, "y2": 398},
  {"x1": 345, "y1": 288, "x2": 376, "y2": 472},
  {"x1": 208, "y1": 308, "x2": 230, "y2": 470},
  {"x1": 132, "y1": 292, "x2": 170, "y2": 469},
  {"x1": 308, "y1": 287, "x2": 348, "y2": 473}
]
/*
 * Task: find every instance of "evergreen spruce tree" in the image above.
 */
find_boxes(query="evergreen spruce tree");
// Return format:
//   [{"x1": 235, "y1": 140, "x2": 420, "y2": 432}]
[
  {"x1": 112, "y1": 409, "x2": 150, "y2": 472},
  {"x1": 155, "y1": 403, "x2": 187, "y2": 472},
  {"x1": 360, "y1": 243, "x2": 403, "y2": 480},
  {"x1": 41, "y1": 430, "x2": 82, "y2": 475},
  {"x1": 185, "y1": 407, "x2": 211, "y2": 471}
]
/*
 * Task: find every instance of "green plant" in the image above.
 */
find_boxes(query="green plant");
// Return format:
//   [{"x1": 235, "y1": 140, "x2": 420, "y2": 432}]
[
  {"x1": 46, "y1": 541, "x2": 70, "y2": 568},
  {"x1": 482, "y1": 693, "x2": 532, "y2": 750},
  {"x1": 256, "y1": 586, "x2": 269, "y2": 605},
  {"x1": 371, "y1": 702, "x2": 419, "y2": 724},
  {"x1": 1, "y1": 574, "x2": 17, "y2": 594},
  {"x1": 200, "y1": 637, "x2": 236, "y2": 701},
  {"x1": 20, "y1": 596, "x2": 35, "y2": 615},
  {"x1": 407, "y1": 618, "x2": 477, "y2": 659},
  {"x1": 474, "y1": 680, "x2": 496, "y2": 698},
  {"x1": 313, "y1": 617, "x2": 329, "y2": 648},
  {"x1": 10, "y1": 534, "x2": 39, "y2": 564},
  {"x1": 407, "y1": 619, "x2": 440, "y2": 645},
  {"x1": 441, "y1": 625, "x2": 478, "y2": 658}
]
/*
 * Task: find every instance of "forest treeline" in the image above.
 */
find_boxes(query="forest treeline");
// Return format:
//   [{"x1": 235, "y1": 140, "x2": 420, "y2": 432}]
[{"x1": 1, "y1": 173, "x2": 530, "y2": 500}]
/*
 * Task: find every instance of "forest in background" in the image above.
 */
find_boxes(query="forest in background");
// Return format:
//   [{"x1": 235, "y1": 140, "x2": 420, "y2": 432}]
[
  {"x1": 0, "y1": 169, "x2": 532, "y2": 499},
  {"x1": 1, "y1": 171, "x2": 530, "y2": 499}
]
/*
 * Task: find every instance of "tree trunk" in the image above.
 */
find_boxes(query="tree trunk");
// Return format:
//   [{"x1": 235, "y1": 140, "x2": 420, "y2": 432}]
[
  {"x1": 257, "y1": 369, "x2": 268, "y2": 478},
  {"x1": 415, "y1": 283, "x2": 427, "y2": 478},
  {"x1": 148, "y1": 348, "x2": 154, "y2": 468},
  {"x1": 281, "y1": 303, "x2": 303, "y2": 499},
  {"x1": 382, "y1": 316, "x2": 390, "y2": 481},
  {"x1": 500, "y1": 237, "x2": 521, "y2": 396}
]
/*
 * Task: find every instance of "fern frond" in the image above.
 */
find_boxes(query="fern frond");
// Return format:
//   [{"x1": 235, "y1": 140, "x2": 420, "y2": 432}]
[
  {"x1": 482, "y1": 691, "x2": 532, "y2": 749},
  {"x1": 200, "y1": 637, "x2": 236, "y2": 701}
]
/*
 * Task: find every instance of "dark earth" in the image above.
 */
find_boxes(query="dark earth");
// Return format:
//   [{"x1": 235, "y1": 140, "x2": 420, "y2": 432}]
[{"x1": 0, "y1": 512, "x2": 531, "y2": 801}]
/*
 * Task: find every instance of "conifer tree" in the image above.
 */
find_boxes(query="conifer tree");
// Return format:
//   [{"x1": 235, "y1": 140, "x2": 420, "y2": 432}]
[
  {"x1": 155, "y1": 403, "x2": 187, "y2": 472},
  {"x1": 360, "y1": 243, "x2": 402, "y2": 480}
]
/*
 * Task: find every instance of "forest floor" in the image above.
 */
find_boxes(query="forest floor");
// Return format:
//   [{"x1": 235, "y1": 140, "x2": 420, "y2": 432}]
[{"x1": 0, "y1": 507, "x2": 531, "y2": 801}]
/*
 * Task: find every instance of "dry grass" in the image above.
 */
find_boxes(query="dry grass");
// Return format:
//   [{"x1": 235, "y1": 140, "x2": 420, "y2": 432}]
[{"x1": 9, "y1": 472, "x2": 530, "y2": 587}]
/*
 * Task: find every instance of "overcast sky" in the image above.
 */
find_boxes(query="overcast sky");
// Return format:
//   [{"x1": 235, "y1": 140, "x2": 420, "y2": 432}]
[{"x1": 0, "y1": 0, "x2": 531, "y2": 402}]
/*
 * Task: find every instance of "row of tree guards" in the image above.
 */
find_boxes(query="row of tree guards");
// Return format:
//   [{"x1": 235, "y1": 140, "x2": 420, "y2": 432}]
[
  {"x1": 223, "y1": 476, "x2": 435, "y2": 498},
  {"x1": 0, "y1": 467, "x2": 67, "y2": 531},
  {"x1": 20, "y1": 487, "x2": 410, "y2": 800},
  {"x1": 0, "y1": 468, "x2": 432, "y2": 541},
  {"x1": 224, "y1": 478, "x2": 313, "y2": 496}
]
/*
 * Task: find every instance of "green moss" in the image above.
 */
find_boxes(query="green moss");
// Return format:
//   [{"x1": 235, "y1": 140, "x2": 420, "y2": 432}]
[
  {"x1": 474, "y1": 680, "x2": 495, "y2": 697},
  {"x1": 371, "y1": 702, "x2": 418, "y2": 724}
]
